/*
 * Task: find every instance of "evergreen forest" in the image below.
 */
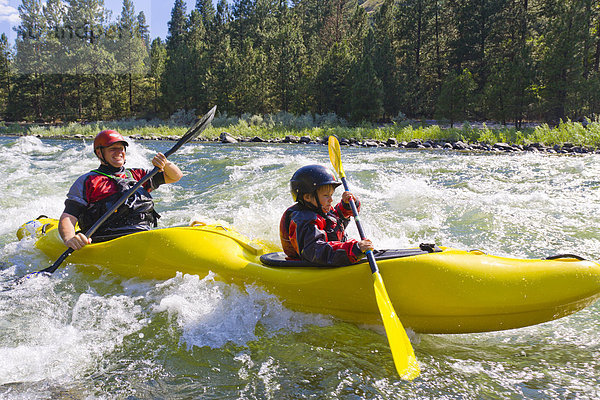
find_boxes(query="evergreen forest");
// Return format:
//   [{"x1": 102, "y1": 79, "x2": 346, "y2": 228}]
[{"x1": 2, "y1": 0, "x2": 600, "y2": 127}]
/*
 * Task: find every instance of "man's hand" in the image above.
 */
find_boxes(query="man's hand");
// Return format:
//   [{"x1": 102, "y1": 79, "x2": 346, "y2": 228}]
[
  {"x1": 64, "y1": 232, "x2": 92, "y2": 250},
  {"x1": 152, "y1": 152, "x2": 183, "y2": 183},
  {"x1": 152, "y1": 152, "x2": 168, "y2": 170},
  {"x1": 59, "y1": 212, "x2": 91, "y2": 250}
]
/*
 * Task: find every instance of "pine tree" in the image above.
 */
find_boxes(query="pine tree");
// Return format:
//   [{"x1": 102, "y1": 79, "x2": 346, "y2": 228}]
[
  {"x1": 446, "y1": 0, "x2": 504, "y2": 117},
  {"x1": 232, "y1": 0, "x2": 255, "y2": 48},
  {"x1": 394, "y1": 0, "x2": 445, "y2": 116},
  {"x1": 230, "y1": 37, "x2": 270, "y2": 114},
  {"x1": 0, "y1": 34, "x2": 12, "y2": 117},
  {"x1": 582, "y1": 0, "x2": 600, "y2": 117},
  {"x1": 214, "y1": 0, "x2": 231, "y2": 26},
  {"x1": 63, "y1": 0, "x2": 115, "y2": 120},
  {"x1": 167, "y1": 0, "x2": 188, "y2": 48},
  {"x1": 228, "y1": 0, "x2": 273, "y2": 113},
  {"x1": 137, "y1": 11, "x2": 150, "y2": 49},
  {"x1": 315, "y1": 40, "x2": 354, "y2": 116},
  {"x1": 435, "y1": 69, "x2": 477, "y2": 127},
  {"x1": 294, "y1": 0, "x2": 327, "y2": 59},
  {"x1": 267, "y1": 0, "x2": 306, "y2": 112},
  {"x1": 150, "y1": 38, "x2": 166, "y2": 115},
  {"x1": 536, "y1": 0, "x2": 587, "y2": 123},
  {"x1": 349, "y1": 29, "x2": 383, "y2": 122},
  {"x1": 208, "y1": 0, "x2": 235, "y2": 113},
  {"x1": 163, "y1": 0, "x2": 190, "y2": 114},
  {"x1": 42, "y1": 0, "x2": 69, "y2": 120},
  {"x1": 186, "y1": 9, "x2": 209, "y2": 111},
  {"x1": 482, "y1": 0, "x2": 534, "y2": 127},
  {"x1": 196, "y1": 0, "x2": 216, "y2": 30},
  {"x1": 13, "y1": 0, "x2": 46, "y2": 119},
  {"x1": 5, "y1": 0, "x2": 600, "y2": 124},
  {"x1": 373, "y1": 0, "x2": 399, "y2": 119},
  {"x1": 116, "y1": 0, "x2": 149, "y2": 116},
  {"x1": 254, "y1": 0, "x2": 277, "y2": 48},
  {"x1": 346, "y1": 2, "x2": 368, "y2": 55},
  {"x1": 290, "y1": 0, "x2": 327, "y2": 114},
  {"x1": 320, "y1": 0, "x2": 354, "y2": 49}
]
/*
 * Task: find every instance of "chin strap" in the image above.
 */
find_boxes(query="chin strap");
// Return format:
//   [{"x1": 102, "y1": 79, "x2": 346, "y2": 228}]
[
  {"x1": 97, "y1": 148, "x2": 107, "y2": 165},
  {"x1": 298, "y1": 190, "x2": 326, "y2": 215},
  {"x1": 314, "y1": 191, "x2": 323, "y2": 212}
]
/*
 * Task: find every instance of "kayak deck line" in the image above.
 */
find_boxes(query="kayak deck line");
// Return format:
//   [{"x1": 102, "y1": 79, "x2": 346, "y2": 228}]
[
  {"x1": 17, "y1": 217, "x2": 600, "y2": 334},
  {"x1": 260, "y1": 245, "x2": 443, "y2": 268}
]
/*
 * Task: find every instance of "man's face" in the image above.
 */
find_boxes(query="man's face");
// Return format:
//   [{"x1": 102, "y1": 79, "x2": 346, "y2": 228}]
[{"x1": 99, "y1": 142, "x2": 126, "y2": 168}]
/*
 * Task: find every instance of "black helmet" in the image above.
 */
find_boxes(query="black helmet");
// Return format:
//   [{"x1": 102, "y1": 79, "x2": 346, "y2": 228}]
[{"x1": 290, "y1": 164, "x2": 341, "y2": 202}]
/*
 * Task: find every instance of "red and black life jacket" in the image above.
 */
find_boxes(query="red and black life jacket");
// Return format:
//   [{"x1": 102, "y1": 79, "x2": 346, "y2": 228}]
[
  {"x1": 78, "y1": 169, "x2": 160, "y2": 240},
  {"x1": 279, "y1": 202, "x2": 361, "y2": 265}
]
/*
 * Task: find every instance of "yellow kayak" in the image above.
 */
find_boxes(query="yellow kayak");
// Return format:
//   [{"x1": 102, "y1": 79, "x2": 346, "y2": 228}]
[{"x1": 18, "y1": 217, "x2": 600, "y2": 334}]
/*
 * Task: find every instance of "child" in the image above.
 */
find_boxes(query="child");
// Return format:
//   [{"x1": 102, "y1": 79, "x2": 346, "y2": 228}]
[{"x1": 279, "y1": 164, "x2": 374, "y2": 266}]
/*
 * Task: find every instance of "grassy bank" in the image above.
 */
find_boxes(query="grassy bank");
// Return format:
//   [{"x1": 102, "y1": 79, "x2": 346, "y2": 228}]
[{"x1": 2, "y1": 113, "x2": 600, "y2": 148}]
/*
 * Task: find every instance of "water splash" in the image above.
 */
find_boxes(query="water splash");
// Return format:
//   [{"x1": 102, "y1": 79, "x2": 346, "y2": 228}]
[{"x1": 153, "y1": 272, "x2": 331, "y2": 350}]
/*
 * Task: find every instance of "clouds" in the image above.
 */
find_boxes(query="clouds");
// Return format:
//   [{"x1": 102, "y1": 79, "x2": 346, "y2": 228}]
[{"x1": 0, "y1": 0, "x2": 19, "y2": 25}]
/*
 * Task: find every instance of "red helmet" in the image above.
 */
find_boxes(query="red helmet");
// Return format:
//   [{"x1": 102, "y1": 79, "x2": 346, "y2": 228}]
[{"x1": 93, "y1": 130, "x2": 128, "y2": 151}]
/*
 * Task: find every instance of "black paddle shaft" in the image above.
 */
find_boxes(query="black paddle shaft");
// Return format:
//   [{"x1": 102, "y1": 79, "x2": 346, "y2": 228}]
[
  {"x1": 340, "y1": 176, "x2": 379, "y2": 275},
  {"x1": 37, "y1": 106, "x2": 217, "y2": 275}
]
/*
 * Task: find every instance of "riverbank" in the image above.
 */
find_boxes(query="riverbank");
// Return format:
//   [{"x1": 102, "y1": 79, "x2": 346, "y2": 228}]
[{"x1": 2, "y1": 117, "x2": 599, "y2": 155}]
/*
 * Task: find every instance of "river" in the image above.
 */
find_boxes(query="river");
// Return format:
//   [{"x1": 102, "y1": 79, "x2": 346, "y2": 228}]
[{"x1": 1, "y1": 135, "x2": 599, "y2": 399}]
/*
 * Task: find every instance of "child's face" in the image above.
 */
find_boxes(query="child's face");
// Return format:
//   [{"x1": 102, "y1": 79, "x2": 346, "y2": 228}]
[{"x1": 304, "y1": 185, "x2": 335, "y2": 213}]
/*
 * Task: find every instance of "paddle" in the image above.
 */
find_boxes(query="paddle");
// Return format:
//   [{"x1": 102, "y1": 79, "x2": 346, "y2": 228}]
[
  {"x1": 30, "y1": 105, "x2": 217, "y2": 277},
  {"x1": 327, "y1": 135, "x2": 420, "y2": 380}
]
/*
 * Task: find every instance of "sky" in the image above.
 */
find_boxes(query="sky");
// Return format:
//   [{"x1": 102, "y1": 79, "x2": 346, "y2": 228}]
[{"x1": 0, "y1": 0, "x2": 184, "y2": 44}]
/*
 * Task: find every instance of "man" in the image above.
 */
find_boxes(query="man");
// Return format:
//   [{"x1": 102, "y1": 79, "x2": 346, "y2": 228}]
[{"x1": 59, "y1": 129, "x2": 183, "y2": 250}]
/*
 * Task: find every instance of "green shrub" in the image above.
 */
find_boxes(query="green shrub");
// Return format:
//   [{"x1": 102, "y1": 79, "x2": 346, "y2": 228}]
[{"x1": 9, "y1": 113, "x2": 599, "y2": 148}]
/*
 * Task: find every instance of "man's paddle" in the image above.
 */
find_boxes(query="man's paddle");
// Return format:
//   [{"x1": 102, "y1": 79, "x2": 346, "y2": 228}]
[
  {"x1": 30, "y1": 105, "x2": 217, "y2": 277},
  {"x1": 327, "y1": 135, "x2": 420, "y2": 380}
]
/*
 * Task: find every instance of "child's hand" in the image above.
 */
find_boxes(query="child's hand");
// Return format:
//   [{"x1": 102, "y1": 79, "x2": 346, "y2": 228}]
[
  {"x1": 358, "y1": 239, "x2": 374, "y2": 253},
  {"x1": 342, "y1": 191, "x2": 357, "y2": 204}
]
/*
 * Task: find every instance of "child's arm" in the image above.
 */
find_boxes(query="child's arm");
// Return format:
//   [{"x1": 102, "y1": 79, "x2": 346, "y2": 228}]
[{"x1": 296, "y1": 218, "x2": 364, "y2": 266}]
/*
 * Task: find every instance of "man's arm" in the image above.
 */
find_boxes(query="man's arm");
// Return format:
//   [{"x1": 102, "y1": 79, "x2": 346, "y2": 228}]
[
  {"x1": 58, "y1": 212, "x2": 91, "y2": 250},
  {"x1": 152, "y1": 152, "x2": 183, "y2": 184}
]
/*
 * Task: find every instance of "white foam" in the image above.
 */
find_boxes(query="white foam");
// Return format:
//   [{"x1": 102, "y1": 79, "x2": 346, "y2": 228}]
[
  {"x1": 0, "y1": 276, "x2": 146, "y2": 385},
  {"x1": 153, "y1": 272, "x2": 331, "y2": 349}
]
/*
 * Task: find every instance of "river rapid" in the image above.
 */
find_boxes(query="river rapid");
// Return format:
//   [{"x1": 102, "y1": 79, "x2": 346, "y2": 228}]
[{"x1": 0, "y1": 135, "x2": 599, "y2": 399}]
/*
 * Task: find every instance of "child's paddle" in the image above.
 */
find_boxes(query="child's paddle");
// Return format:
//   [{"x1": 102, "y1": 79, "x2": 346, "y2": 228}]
[{"x1": 328, "y1": 135, "x2": 420, "y2": 380}]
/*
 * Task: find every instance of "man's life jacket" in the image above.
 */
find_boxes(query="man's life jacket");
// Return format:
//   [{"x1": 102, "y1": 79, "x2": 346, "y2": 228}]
[{"x1": 77, "y1": 169, "x2": 160, "y2": 240}]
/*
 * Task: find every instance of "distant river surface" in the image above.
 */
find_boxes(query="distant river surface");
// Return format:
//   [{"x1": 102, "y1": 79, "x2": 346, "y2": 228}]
[{"x1": 1, "y1": 135, "x2": 599, "y2": 399}]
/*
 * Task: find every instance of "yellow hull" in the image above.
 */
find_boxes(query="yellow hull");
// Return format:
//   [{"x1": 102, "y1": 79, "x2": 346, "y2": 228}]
[{"x1": 18, "y1": 218, "x2": 600, "y2": 334}]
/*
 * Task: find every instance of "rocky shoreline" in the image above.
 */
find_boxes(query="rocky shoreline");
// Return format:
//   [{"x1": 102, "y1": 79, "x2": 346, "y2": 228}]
[
  {"x1": 6, "y1": 131, "x2": 599, "y2": 155},
  {"x1": 217, "y1": 133, "x2": 600, "y2": 155}
]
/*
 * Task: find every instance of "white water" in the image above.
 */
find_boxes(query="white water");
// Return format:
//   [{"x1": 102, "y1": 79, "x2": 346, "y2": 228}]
[{"x1": 0, "y1": 135, "x2": 599, "y2": 398}]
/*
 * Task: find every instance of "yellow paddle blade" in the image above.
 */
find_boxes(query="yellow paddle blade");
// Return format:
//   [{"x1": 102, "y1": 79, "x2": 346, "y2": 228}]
[
  {"x1": 328, "y1": 136, "x2": 345, "y2": 178},
  {"x1": 373, "y1": 272, "x2": 421, "y2": 380}
]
